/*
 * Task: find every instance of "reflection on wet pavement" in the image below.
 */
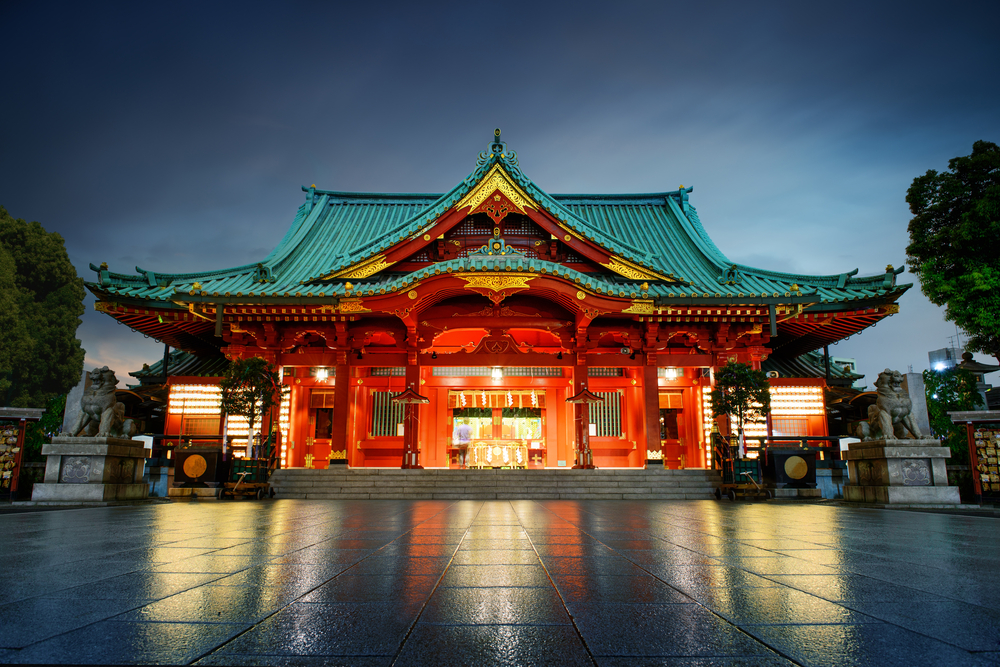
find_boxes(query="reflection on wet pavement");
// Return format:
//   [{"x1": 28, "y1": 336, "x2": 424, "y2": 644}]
[{"x1": 1, "y1": 499, "x2": 999, "y2": 665}]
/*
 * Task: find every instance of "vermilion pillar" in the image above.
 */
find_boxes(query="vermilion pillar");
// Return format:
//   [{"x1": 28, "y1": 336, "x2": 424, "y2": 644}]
[
  {"x1": 331, "y1": 361, "x2": 350, "y2": 462},
  {"x1": 642, "y1": 361, "x2": 660, "y2": 463}
]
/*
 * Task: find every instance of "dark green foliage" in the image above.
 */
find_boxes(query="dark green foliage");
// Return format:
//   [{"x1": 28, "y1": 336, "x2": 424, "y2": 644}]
[
  {"x1": 906, "y1": 141, "x2": 1000, "y2": 363},
  {"x1": 219, "y1": 357, "x2": 280, "y2": 439},
  {"x1": 0, "y1": 207, "x2": 86, "y2": 407},
  {"x1": 22, "y1": 394, "x2": 66, "y2": 462},
  {"x1": 923, "y1": 368, "x2": 983, "y2": 463},
  {"x1": 710, "y1": 361, "x2": 771, "y2": 437}
]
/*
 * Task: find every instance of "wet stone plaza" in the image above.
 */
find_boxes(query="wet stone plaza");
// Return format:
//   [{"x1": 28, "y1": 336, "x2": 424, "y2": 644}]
[{"x1": 1, "y1": 500, "x2": 999, "y2": 666}]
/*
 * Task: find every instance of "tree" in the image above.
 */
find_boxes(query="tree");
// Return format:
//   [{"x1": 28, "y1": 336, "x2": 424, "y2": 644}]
[
  {"x1": 0, "y1": 207, "x2": 86, "y2": 407},
  {"x1": 218, "y1": 357, "x2": 280, "y2": 453},
  {"x1": 23, "y1": 394, "x2": 66, "y2": 462},
  {"x1": 923, "y1": 368, "x2": 983, "y2": 462},
  {"x1": 906, "y1": 141, "x2": 1000, "y2": 363},
  {"x1": 711, "y1": 361, "x2": 771, "y2": 455}
]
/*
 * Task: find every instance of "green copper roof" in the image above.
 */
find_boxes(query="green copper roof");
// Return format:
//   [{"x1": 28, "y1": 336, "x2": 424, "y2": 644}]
[
  {"x1": 87, "y1": 134, "x2": 909, "y2": 306},
  {"x1": 761, "y1": 350, "x2": 864, "y2": 387},
  {"x1": 129, "y1": 348, "x2": 228, "y2": 385}
]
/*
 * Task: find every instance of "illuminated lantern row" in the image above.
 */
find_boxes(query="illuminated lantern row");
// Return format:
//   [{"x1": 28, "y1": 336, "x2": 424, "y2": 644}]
[
  {"x1": 167, "y1": 384, "x2": 222, "y2": 414},
  {"x1": 700, "y1": 387, "x2": 713, "y2": 459},
  {"x1": 279, "y1": 386, "x2": 290, "y2": 467},
  {"x1": 168, "y1": 384, "x2": 289, "y2": 462},
  {"x1": 700, "y1": 385, "x2": 825, "y2": 440}
]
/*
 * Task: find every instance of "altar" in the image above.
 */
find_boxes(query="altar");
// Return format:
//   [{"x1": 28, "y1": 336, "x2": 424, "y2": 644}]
[{"x1": 451, "y1": 440, "x2": 546, "y2": 469}]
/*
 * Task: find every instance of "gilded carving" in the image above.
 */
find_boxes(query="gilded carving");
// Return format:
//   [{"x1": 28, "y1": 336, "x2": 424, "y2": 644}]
[
  {"x1": 576, "y1": 290, "x2": 586, "y2": 300},
  {"x1": 601, "y1": 257, "x2": 673, "y2": 282},
  {"x1": 326, "y1": 254, "x2": 394, "y2": 280},
  {"x1": 457, "y1": 273, "x2": 533, "y2": 293},
  {"x1": 338, "y1": 299, "x2": 371, "y2": 314},
  {"x1": 453, "y1": 164, "x2": 537, "y2": 215},
  {"x1": 408, "y1": 290, "x2": 419, "y2": 300},
  {"x1": 456, "y1": 272, "x2": 533, "y2": 305},
  {"x1": 621, "y1": 300, "x2": 656, "y2": 315},
  {"x1": 882, "y1": 304, "x2": 900, "y2": 315}
]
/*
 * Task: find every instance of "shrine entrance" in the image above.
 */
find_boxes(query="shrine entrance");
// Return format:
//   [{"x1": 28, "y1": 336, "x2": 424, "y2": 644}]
[{"x1": 447, "y1": 389, "x2": 547, "y2": 469}]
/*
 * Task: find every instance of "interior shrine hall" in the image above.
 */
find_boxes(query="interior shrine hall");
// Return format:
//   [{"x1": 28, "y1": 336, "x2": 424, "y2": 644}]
[{"x1": 93, "y1": 131, "x2": 908, "y2": 471}]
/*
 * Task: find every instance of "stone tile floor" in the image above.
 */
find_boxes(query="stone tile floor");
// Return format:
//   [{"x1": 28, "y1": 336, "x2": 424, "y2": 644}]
[{"x1": 1, "y1": 499, "x2": 999, "y2": 665}]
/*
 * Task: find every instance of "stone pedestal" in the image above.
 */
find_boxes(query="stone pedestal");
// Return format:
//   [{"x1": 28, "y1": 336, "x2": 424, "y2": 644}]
[
  {"x1": 31, "y1": 436, "x2": 149, "y2": 504},
  {"x1": 845, "y1": 438, "x2": 960, "y2": 505}
]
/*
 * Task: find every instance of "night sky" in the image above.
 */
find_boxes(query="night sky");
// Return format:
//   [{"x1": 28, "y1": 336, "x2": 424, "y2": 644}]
[{"x1": 3, "y1": 0, "x2": 998, "y2": 387}]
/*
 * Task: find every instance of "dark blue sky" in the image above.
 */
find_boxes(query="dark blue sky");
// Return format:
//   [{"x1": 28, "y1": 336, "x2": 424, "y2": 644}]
[{"x1": 3, "y1": 0, "x2": 998, "y2": 384}]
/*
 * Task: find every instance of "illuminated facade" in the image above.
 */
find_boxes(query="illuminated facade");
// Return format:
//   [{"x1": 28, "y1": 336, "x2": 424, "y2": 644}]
[{"x1": 100, "y1": 132, "x2": 909, "y2": 469}]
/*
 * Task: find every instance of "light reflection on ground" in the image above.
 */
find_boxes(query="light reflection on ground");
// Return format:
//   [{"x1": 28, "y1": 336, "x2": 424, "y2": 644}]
[{"x1": 1, "y1": 499, "x2": 998, "y2": 665}]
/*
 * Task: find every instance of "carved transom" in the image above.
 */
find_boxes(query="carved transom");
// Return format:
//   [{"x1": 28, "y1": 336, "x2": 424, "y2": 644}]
[
  {"x1": 472, "y1": 332, "x2": 522, "y2": 355},
  {"x1": 456, "y1": 272, "x2": 534, "y2": 305}
]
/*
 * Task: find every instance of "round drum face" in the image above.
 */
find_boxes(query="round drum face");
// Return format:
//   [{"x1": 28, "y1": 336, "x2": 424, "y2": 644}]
[
  {"x1": 784, "y1": 455, "x2": 808, "y2": 480},
  {"x1": 183, "y1": 454, "x2": 208, "y2": 479}
]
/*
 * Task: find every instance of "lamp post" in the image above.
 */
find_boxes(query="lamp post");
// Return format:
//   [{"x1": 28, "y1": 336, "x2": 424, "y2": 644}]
[
  {"x1": 566, "y1": 387, "x2": 604, "y2": 469},
  {"x1": 392, "y1": 385, "x2": 430, "y2": 469}
]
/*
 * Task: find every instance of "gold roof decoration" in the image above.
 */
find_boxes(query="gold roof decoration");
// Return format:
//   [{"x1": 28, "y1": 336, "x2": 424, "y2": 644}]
[{"x1": 453, "y1": 164, "x2": 538, "y2": 216}]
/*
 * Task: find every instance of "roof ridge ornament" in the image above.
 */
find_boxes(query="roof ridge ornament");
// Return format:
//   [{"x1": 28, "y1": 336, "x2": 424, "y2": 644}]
[
  {"x1": 719, "y1": 264, "x2": 742, "y2": 286},
  {"x1": 478, "y1": 128, "x2": 518, "y2": 168}
]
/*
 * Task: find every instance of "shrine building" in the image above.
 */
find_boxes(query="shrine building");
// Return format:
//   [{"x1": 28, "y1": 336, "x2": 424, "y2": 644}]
[{"x1": 90, "y1": 131, "x2": 908, "y2": 471}]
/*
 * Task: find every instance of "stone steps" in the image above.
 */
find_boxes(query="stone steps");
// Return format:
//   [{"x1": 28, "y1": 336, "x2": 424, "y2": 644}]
[{"x1": 269, "y1": 468, "x2": 722, "y2": 500}]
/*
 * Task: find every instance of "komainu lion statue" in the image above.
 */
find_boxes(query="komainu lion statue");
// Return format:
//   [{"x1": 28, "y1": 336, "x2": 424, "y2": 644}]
[
  {"x1": 851, "y1": 369, "x2": 922, "y2": 441},
  {"x1": 64, "y1": 366, "x2": 137, "y2": 439}
]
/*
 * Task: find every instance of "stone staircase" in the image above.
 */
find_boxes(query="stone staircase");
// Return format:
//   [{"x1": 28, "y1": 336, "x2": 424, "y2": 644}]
[{"x1": 269, "y1": 468, "x2": 722, "y2": 500}]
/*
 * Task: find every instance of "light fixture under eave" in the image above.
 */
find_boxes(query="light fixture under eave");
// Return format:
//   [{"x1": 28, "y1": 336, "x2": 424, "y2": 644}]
[
  {"x1": 315, "y1": 367, "x2": 328, "y2": 382},
  {"x1": 491, "y1": 367, "x2": 503, "y2": 381}
]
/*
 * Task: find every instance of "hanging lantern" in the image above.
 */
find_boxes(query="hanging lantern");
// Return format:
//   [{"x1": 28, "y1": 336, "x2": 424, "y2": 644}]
[
  {"x1": 566, "y1": 388, "x2": 605, "y2": 404},
  {"x1": 491, "y1": 367, "x2": 503, "y2": 381},
  {"x1": 390, "y1": 387, "x2": 430, "y2": 404}
]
